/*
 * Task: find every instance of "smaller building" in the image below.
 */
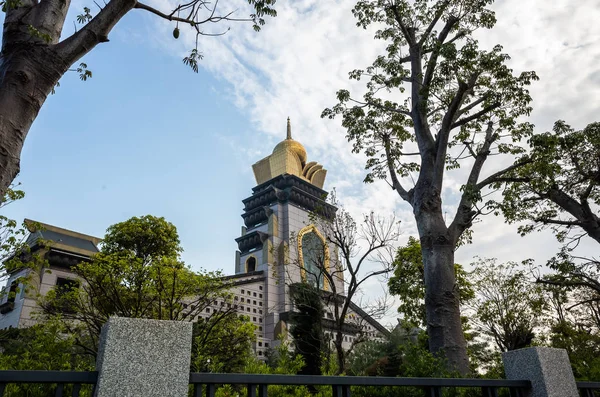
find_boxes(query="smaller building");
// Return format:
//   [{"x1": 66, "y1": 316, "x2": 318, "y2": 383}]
[{"x1": 0, "y1": 219, "x2": 100, "y2": 329}]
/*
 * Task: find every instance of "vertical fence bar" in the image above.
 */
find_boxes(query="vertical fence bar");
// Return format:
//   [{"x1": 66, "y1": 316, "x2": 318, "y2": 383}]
[
  {"x1": 258, "y1": 384, "x2": 268, "y2": 397},
  {"x1": 71, "y1": 383, "x2": 81, "y2": 397},
  {"x1": 206, "y1": 383, "x2": 216, "y2": 397},
  {"x1": 425, "y1": 386, "x2": 442, "y2": 397},
  {"x1": 332, "y1": 385, "x2": 342, "y2": 397},
  {"x1": 54, "y1": 383, "x2": 64, "y2": 397},
  {"x1": 247, "y1": 383, "x2": 256, "y2": 397},
  {"x1": 193, "y1": 384, "x2": 203, "y2": 397},
  {"x1": 342, "y1": 385, "x2": 351, "y2": 397},
  {"x1": 481, "y1": 387, "x2": 499, "y2": 397},
  {"x1": 0, "y1": 383, "x2": 5, "y2": 397}
]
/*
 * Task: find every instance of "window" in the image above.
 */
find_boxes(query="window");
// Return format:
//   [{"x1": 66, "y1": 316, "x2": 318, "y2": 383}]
[
  {"x1": 259, "y1": 286, "x2": 263, "y2": 291},
  {"x1": 298, "y1": 226, "x2": 327, "y2": 290},
  {"x1": 206, "y1": 308, "x2": 210, "y2": 313},
  {"x1": 246, "y1": 257, "x2": 256, "y2": 272},
  {"x1": 265, "y1": 343, "x2": 269, "y2": 347},
  {"x1": 258, "y1": 351, "x2": 263, "y2": 356},
  {"x1": 259, "y1": 302, "x2": 263, "y2": 306},
  {"x1": 259, "y1": 310, "x2": 262, "y2": 314},
  {"x1": 253, "y1": 292, "x2": 257, "y2": 297},
  {"x1": 253, "y1": 317, "x2": 256, "y2": 321},
  {"x1": 259, "y1": 326, "x2": 263, "y2": 331},
  {"x1": 253, "y1": 300, "x2": 256, "y2": 305},
  {"x1": 259, "y1": 318, "x2": 262, "y2": 323},
  {"x1": 247, "y1": 291, "x2": 251, "y2": 296},
  {"x1": 258, "y1": 342, "x2": 263, "y2": 347},
  {"x1": 241, "y1": 298, "x2": 245, "y2": 302},
  {"x1": 241, "y1": 289, "x2": 245, "y2": 294},
  {"x1": 259, "y1": 294, "x2": 263, "y2": 298},
  {"x1": 253, "y1": 308, "x2": 257, "y2": 313},
  {"x1": 7, "y1": 282, "x2": 18, "y2": 303},
  {"x1": 234, "y1": 296, "x2": 238, "y2": 301}
]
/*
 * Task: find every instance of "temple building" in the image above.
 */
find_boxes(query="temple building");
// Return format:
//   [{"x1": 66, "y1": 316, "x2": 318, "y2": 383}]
[{"x1": 0, "y1": 119, "x2": 389, "y2": 356}]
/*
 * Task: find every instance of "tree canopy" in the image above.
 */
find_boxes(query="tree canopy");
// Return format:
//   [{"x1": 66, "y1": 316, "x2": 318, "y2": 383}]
[
  {"x1": 40, "y1": 215, "x2": 252, "y2": 363},
  {"x1": 322, "y1": 0, "x2": 537, "y2": 373},
  {"x1": 499, "y1": 120, "x2": 600, "y2": 246}
]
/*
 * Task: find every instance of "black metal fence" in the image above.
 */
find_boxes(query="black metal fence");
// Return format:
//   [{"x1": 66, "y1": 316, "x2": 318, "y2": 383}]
[
  {"x1": 0, "y1": 371, "x2": 98, "y2": 397},
  {"x1": 578, "y1": 381, "x2": 600, "y2": 397},
  {"x1": 0, "y1": 371, "x2": 597, "y2": 397},
  {"x1": 188, "y1": 373, "x2": 531, "y2": 397}
]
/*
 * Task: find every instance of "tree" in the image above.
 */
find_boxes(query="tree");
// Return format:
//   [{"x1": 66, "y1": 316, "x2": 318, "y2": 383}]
[
  {"x1": 40, "y1": 215, "x2": 251, "y2": 364},
  {"x1": 388, "y1": 236, "x2": 474, "y2": 328},
  {"x1": 322, "y1": 0, "x2": 537, "y2": 373},
  {"x1": 288, "y1": 282, "x2": 324, "y2": 376},
  {"x1": 0, "y1": 0, "x2": 276, "y2": 197},
  {"x1": 291, "y1": 197, "x2": 399, "y2": 374},
  {"x1": 0, "y1": 319, "x2": 94, "y2": 396},
  {"x1": 469, "y1": 258, "x2": 547, "y2": 353},
  {"x1": 499, "y1": 121, "x2": 600, "y2": 247}
]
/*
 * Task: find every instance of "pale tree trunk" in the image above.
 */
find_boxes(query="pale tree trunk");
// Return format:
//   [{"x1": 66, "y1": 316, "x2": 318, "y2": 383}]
[
  {"x1": 0, "y1": 47, "x2": 67, "y2": 196},
  {"x1": 414, "y1": 184, "x2": 470, "y2": 375}
]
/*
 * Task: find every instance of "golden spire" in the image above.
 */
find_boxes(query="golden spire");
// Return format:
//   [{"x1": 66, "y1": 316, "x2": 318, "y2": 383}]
[{"x1": 287, "y1": 117, "x2": 292, "y2": 140}]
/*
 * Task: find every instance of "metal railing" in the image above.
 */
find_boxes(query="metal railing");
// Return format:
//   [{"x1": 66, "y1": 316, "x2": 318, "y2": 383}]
[
  {"x1": 0, "y1": 371, "x2": 97, "y2": 397},
  {"x1": 189, "y1": 373, "x2": 531, "y2": 397},
  {"x1": 578, "y1": 381, "x2": 600, "y2": 397}
]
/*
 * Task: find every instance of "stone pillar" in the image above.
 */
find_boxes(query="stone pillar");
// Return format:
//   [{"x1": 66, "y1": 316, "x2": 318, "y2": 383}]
[
  {"x1": 95, "y1": 317, "x2": 193, "y2": 397},
  {"x1": 502, "y1": 347, "x2": 578, "y2": 397}
]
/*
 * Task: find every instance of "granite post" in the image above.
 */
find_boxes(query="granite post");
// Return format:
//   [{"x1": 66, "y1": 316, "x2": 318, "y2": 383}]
[
  {"x1": 94, "y1": 317, "x2": 193, "y2": 397},
  {"x1": 502, "y1": 347, "x2": 578, "y2": 397}
]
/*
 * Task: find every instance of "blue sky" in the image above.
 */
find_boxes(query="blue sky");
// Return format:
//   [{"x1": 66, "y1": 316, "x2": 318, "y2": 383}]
[
  {"x1": 2, "y1": 0, "x2": 600, "y2": 322},
  {"x1": 2, "y1": 9, "x2": 264, "y2": 272}
]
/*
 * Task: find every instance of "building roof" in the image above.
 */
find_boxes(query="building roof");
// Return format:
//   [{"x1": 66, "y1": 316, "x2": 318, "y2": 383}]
[
  {"x1": 24, "y1": 219, "x2": 100, "y2": 257},
  {"x1": 251, "y1": 118, "x2": 327, "y2": 188}
]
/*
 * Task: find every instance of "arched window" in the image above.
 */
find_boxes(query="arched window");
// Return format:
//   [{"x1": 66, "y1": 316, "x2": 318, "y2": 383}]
[
  {"x1": 246, "y1": 256, "x2": 256, "y2": 273},
  {"x1": 297, "y1": 225, "x2": 329, "y2": 290}
]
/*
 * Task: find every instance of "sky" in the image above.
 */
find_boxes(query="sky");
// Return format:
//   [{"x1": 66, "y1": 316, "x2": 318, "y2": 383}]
[{"x1": 1, "y1": 0, "x2": 599, "y2": 327}]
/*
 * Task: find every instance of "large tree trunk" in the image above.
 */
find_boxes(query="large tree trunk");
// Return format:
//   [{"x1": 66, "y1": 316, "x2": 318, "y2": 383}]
[
  {"x1": 414, "y1": 186, "x2": 470, "y2": 375},
  {"x1": 0, "y1": 46, "x2": 66, "y2": 197}
]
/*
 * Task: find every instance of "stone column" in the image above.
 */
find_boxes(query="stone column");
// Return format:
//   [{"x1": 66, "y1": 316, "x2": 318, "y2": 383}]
[
  {"x1": 95, "y1": 317, "x2": 193, "y2": 397},
  {"x1": 502, "y1": 347, "x2": 578, "y2": 397}
]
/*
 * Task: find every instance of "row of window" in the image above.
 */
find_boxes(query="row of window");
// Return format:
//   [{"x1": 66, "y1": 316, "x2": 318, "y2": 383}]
[{"x1": 239, "y1": 288, "x2": 263, "y2": 298}]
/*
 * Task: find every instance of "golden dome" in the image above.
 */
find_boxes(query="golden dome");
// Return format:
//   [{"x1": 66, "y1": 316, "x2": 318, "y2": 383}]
[{"x1": 272, "y1": 118, "x2": 307, "y2": 164}]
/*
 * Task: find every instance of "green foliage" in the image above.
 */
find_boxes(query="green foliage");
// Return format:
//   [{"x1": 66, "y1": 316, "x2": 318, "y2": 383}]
[
  {"x1": 469, "y1": 259, "x2": 547, "y2": 352},
  {"x1": 388, "y1": 237, "x2": 474, "y2": 327},
  {"x1": 248, "y1": 0, "x2": 278, "y2": 32},
  {"x1": 26, "y1": 25, "x2": 52, "y2": 43},
  {"x1": 76, "y1": 7, "x2": 92, "y2": 24},
  {"x1": 183, "y1": 49, "x2": 203, "y2": 73},
  {"x1": 0, "y1": 319, "x2": 94, "y2": 396},
  {"x1": 288, "y1": 282, "x2": 324, "y2": 375},
  {"x1": 76, "y1": 63, "x2": 92, "y2": 81},
  {"x1": 192, "y1": 313, "x2": 256, "y2": 373},
  {"x1": 323, "y1": 0, "x2": 536, "y2": 191},
  {"x1": 498, "y1": 120, "x2": 600, "y2": 245},
  {"x1": 0, "y1": 186, "x2": 48, "y2": 302},
  {"x1": 40, "y1": 215, "x2": 243, "y2": 360}
]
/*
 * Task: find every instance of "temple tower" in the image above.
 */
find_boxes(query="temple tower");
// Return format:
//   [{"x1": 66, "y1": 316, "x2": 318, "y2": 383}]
[{"x1": 234, "y1": 119, "x2": 341, "y2": 341}]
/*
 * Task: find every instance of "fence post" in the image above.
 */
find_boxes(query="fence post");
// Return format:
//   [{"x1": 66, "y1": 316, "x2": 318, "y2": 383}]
[
  {"x1": 502, "y1": 346, "x2": 578, "y2": 397},
  {"x1": 94, "y1": 316, "x2": 193, "y2": 397}
]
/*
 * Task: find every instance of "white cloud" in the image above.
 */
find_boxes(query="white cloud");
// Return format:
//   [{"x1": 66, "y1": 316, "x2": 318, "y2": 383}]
[{"x1": 144, "y1": 0, "x2": 600, "y2": 326}]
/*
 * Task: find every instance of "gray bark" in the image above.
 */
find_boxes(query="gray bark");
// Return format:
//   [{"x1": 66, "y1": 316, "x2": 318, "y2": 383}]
[{"x1": 413, "y1": 183, "x2": 470, "y2": 375}]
